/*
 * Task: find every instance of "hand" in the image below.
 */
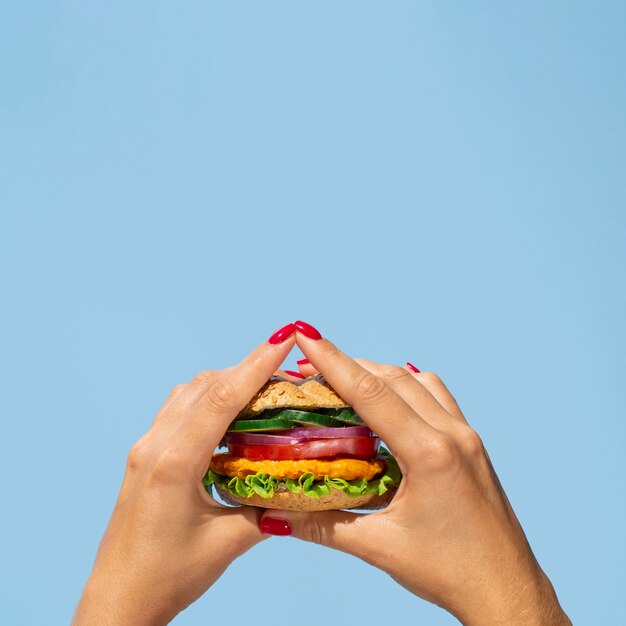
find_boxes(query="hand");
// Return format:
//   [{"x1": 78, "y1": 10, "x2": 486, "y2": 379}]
[
  {"x1": 73, "y1": 329, "x2": 296, "y2": 626},
  {"x1": 261, "y1": 330, "x2": 571, "y2": 626}
]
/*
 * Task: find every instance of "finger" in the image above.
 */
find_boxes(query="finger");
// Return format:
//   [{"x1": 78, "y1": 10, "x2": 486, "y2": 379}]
[
  {"x1": 294, "y1": 329, "x2": 438, "y2": 460},
  {"x1": 411, "y1": 370, "x2": 466, "y2": 422},
  {"x1": 218, "y1": 506, "x2": 270, "y2": 552},
  {"x1": 174, "y1": 331, "x2": 297, "y2": 467},
  {"x1": 276, "y1": 368, "x2": 305, "y2": 380},
  {"x1": 296, "y1": 358, "x2": 318, "y2": 378},
  {"x1": 354, "y1": 359, "x2": 466, "y2": 427},
  {"x1": 259, "y1": 508, "x2": 380, "y2": 559},
  {"x1": 197, "y1": 507, "x2": 270, "y2": 575}
]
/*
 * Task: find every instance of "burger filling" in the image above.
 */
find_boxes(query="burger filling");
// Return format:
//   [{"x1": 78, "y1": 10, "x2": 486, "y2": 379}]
[
  {"x1": 209, "y1": 456, "x2": 385, "y2": 481},
  {"x1": 204, "y1": 407, "x2": 401, "y2": 500}
]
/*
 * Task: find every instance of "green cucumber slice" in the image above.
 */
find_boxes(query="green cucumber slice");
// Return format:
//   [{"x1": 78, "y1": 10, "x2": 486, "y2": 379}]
[
  {"x1": 228, "y1": 418, "x2": 293, "y2": 432},
  {"x1": 329, "y1": 408, "x2": 364, "y2": 425},
  {"x1": 273, "y1": 409, "x2": 345, "y2": 427},
  {"x1": 228, "y1": 408, "x2": 363, "y2": 432}
]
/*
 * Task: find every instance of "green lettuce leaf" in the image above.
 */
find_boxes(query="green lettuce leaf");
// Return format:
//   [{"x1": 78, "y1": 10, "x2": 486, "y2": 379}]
[
  {"x1": 203, "y1": 470, "x2": 280, "y2": 499},
  {"x1": 204, "y1": 450, "x2": 402, "y2": 501}
]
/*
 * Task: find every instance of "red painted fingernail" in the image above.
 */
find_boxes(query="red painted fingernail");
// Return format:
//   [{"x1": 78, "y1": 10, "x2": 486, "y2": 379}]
[
  {"x1": 294, "y1": 320, "x2": 322, "y2": 340},
  {"x1": 406, "y1": 362, "x2": 421, "y2": 373},
  {"x1": 283, "y1": 370, "x2": 305, "y2": 379},
  {"x1": 268, "y1": 323, "x2": 296, "y2": 345},
  {"x1": 296, "y1": 358, "x2": 310, "y2": 365},
  {"x1": 259, "y1": 517, "x2": 292, "y2": 536}
]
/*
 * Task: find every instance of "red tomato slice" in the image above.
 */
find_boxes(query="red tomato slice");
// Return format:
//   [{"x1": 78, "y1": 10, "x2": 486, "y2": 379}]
[{"x1": 227, "y1": 437, "x2": 380, "y2": 461}]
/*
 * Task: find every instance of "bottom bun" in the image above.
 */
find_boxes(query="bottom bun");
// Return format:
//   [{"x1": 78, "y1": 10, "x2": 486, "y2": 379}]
[{"x1": 214, "y1": 484, "x2": 397, "y2": 511}]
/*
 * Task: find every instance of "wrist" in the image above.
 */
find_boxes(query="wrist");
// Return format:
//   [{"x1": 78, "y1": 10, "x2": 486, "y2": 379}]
[
  {"x1": 455, "y1": 568, "x2": 570, "y2": 626},
  {"x1": 73, "y1": 571, "x2": 175, "y2": 626}
]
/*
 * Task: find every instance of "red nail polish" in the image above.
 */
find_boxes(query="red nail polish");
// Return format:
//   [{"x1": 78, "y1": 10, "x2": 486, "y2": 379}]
[
  {"x1": 294, "y1": 320, "x2": 322, "y2": 341},
  {"x1": 296, "y1": 358, "x2": 310, "y2": 365},
  {"x1": 406, "y1": 362, "x2": 421, "y2": 373},
  {"x1": 268, "y1": 323, "x2": 296, "y2": 345},
  {"x1": 259, "y1": 517, "x2": 292, "y2": 536},
  {"x1": 283, "y1": 370, "x2": 305, "y2": 379}
]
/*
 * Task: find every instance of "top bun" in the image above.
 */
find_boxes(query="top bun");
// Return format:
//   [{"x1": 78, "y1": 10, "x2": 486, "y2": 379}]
[{"x1": 241, "y1": 374, "x2": 349, "y2": 416}]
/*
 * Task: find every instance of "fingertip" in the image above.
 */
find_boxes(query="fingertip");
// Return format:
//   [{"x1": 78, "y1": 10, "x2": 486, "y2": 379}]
[
  {"x1": 268, "y1": 323, "x2": 297, "y2": 345},
  {"x1": 266, "y1": 332, "x2": 297, "y2": 352},
  {"x1": 259, "y1": 510, "x2": 294, "y2": 536},
  {"x1": 297, "y1": 363, "x2": 318, "y2": 378},
  {"x1": 294, "y1": 334, "x2": 340, "y2": 363},
  {"x1": 243, "y1": 334, "x2": 296, "y2": 373},
  {"x1": 293, "y1": 320, "x2": 323, "y2": 341},
  {"x1": 283, "y1": 369, "x2": 305, "y2": 379}
]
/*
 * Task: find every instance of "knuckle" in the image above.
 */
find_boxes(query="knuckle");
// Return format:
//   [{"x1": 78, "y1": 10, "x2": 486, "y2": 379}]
[
  {"x1": 457, "y1": 426, "x2": 485, "y2": 458},
  {"x1": 301, "y1": 519, "x2": 328, "y2": 546},
  {"x1": 205, "y1": 378, "x2": 239, "y2": 412},
  {"x1": 379, "y1": 364, "x2": 412, "y2": 385},
  {"x1": 192, "y1": 370, "x2": 217, "y2": 386},
  {"x1": 164, "y1": 383, "x2": 186, "y2": 404},
  {"x1": 148, "y1": 445, "x2": 183, "y2": 483},
  {"x1": 423, "y1": 433, "x2": 459, "y2": 471},
  {"x1": 126, "y1": 437, "x2": 150, "y2": 472},
  {"x1": 353, "y1": 371, "x2": 387, "y2": 404},
  {"x1": 419, "y1": 371, "x2": 442, "y2": 385}
]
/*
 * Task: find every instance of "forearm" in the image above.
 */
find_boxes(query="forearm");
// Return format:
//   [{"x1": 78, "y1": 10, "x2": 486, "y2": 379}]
[{"x1": 456, "y1": 569, "x2": 570, "y2": 626}]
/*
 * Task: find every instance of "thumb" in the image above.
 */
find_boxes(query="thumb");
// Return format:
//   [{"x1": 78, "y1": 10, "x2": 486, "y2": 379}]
[{"x1": 258, "y1": 508, "x2": 371, "y2": 554}]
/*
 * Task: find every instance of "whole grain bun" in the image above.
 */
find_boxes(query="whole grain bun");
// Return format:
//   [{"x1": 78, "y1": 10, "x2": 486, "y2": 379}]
[
  {"x1": 214, "y1": 483, "x2": 397, "y2": 511},
  {"x1": 242, "y1": 374, "x2": 349, "y2": 416}
]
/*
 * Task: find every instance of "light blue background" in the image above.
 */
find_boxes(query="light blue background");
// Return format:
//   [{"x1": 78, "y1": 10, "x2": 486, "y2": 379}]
[{"x1": 1, "y1": 2, "x2": 624, "y2": 625}]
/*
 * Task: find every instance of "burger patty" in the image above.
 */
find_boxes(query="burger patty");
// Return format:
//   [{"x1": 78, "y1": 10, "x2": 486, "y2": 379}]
[{"x1": 209, "y1": 453, "x2": 385, "y2": 481}]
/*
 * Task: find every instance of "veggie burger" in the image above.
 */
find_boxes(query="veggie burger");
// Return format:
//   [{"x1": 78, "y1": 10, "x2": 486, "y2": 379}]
[{"x1": 204, "y1": 374, "x2": 401, "y2": 511}]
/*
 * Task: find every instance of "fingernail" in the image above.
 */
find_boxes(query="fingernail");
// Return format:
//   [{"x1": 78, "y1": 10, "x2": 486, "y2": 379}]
[
  {"x1": 296, "y1": 358, "x2": 310, "y2": 365},
  {"x1": 268, "y1": 323, "x2": 296, "y2": 345},
  {"x1": 259, "y1": 516, "x2": 292, "y2": 536},
  {"x1": 406, "y1": 361, "x2": 421, "y2": 373},
  {"x1": 294, "y1": 320, "x2": 322, "y2": 341},
  {"x1": 283, "y1": 370, "x2": 305, "y2": 379}
]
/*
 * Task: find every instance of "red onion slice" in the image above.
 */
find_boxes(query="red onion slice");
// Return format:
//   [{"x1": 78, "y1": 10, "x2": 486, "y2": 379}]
[
  {"x1": 225, "y1": 432, "x2": 303, "y2": 445},
  {"x1": 225, "y1": 425, "x2": 373, "y2": 446},
  {"x1": 280, "y1": 426, "x2": 373, "y2": 439}
]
